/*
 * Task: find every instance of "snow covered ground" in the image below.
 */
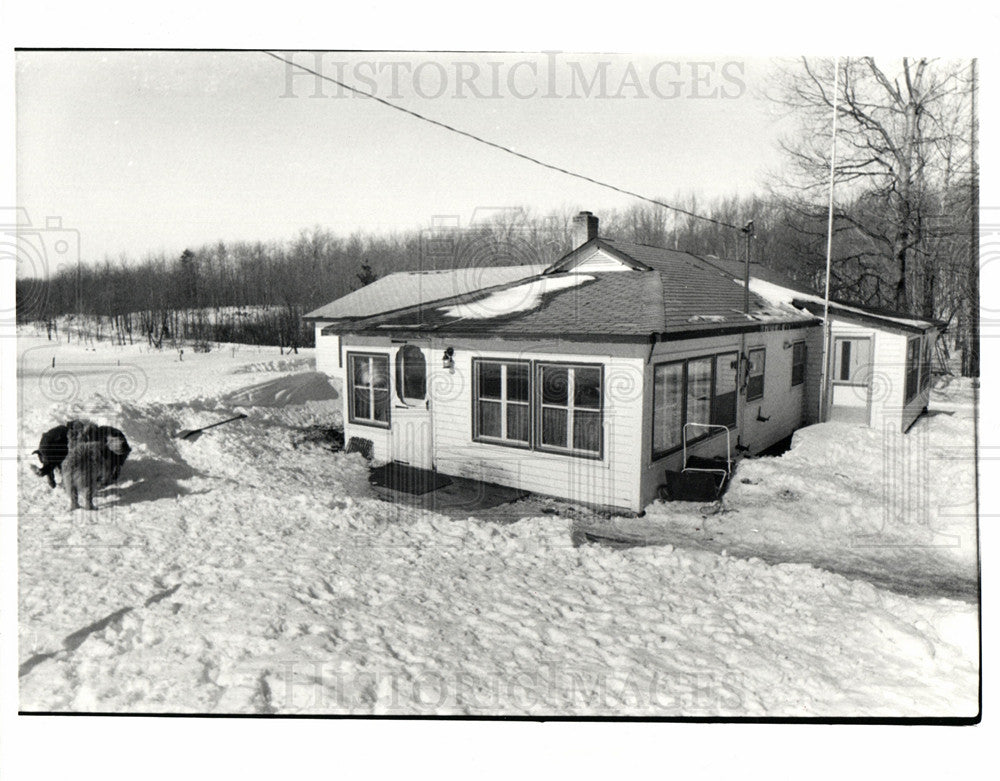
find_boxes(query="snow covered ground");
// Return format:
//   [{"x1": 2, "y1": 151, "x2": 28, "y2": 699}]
[
  {"x1": 16, "y1": 334, "x2": 979, "y2": 716},
  {"x1": 581, "y1": 378, "x2": 979, "y2": 602}
]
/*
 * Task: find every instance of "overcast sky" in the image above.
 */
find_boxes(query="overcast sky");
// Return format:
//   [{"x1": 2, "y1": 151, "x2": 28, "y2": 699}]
[{"x1": 16, "y1": 51, "x2": 791, "y2": 263}]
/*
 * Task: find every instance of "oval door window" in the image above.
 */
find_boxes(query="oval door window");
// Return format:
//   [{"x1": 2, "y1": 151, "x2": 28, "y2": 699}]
[{"x1": 396, "y1": 344, "x2": 427, "y2": 402}]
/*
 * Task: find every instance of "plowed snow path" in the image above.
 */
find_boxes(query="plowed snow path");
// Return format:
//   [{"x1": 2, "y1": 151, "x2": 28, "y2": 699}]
[{"x1": 579, "y1": 379, "x2": 979, "y2": 603}]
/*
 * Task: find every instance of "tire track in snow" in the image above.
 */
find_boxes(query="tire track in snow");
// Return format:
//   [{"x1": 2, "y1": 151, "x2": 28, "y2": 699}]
[{"x1": 574, "y1": 520, "x2": 978, "y2": 603}]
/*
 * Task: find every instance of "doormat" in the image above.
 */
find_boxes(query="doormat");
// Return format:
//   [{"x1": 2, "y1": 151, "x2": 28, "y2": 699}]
[{"x1": 369, "y1": 462, "x2": 453, "y2": 495}]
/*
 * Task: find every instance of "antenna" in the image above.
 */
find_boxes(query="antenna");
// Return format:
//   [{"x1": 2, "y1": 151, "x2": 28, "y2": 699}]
[{"x1": 741, "y1": 219, "x2": 755, "y2": 315}]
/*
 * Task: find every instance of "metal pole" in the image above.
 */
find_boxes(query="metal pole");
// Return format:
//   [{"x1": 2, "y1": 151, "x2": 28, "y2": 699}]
[
  {"x1": 743, "y1": 220, "x2": 754, "y2": 315},
  {"x1": 736, "y1": 219, "x2": 754, "y2": 455},
  {"x1": 968, "y1": 58, "x2": 979, "y2": 377},
  {"x1": 818, "y1": 57, "x2": 841, "y2": 422}
]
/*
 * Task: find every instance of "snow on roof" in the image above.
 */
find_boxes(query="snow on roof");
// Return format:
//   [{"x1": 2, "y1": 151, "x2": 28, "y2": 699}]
[
  {"x1": 745, "y1": 278, "x2": 803, "y2": 307},
  {"x1": 746, "y1": 278, "x2": 936, "y2": 330},
  {"x1": 688, "y1": 314, "x2": 727, "y2": 323},
  {"x1": 438, "y1": 274, "x2": 593, "y2": 320},
  {"x1": 303, "y1": 264, "x2": 548, "y2": 320},
  {"x1": 316, "y1": 238, "x2": 818, "y2": 338},
  {"x1": 694, "y1": 255, "x2": 939, "y2": 331}
]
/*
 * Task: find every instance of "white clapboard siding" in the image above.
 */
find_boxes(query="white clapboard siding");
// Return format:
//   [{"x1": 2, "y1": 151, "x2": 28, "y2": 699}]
[
  {"x1": 827, "y1": 320, "x2": 931, "y2": 433},
  {"x1": 339, "y1": 342, "x2": 392, "y2": 462},
  {"x1": 428, "y1": 341, "x2": 647, "y2": 512},
  {"x1": 343, "y1": 419, "x2": 392, "y2": 462},
  {"x1": 567, "y1": 248, "x2": 635, "y2": 273},
  {"x1": 827, "y1": 320, "x2": 877, "y2": 428},
  {"x1": 740, "y1": 328, "x2": 809, "y2": 453},
  {"x1": 314, "y1": 325, "x2": 342, "y2": 378},
  {"x1": 638, "y1": 325, "x2": 816, "y2": 508},
  {"x1": 874, "y1": 330, "x2": 933, "y2": 433},
  {"x1": 869, "y1": 329, "x2": 906, "y2": 431}
]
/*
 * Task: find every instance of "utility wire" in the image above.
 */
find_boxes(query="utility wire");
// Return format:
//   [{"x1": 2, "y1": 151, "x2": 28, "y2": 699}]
[{"x1": 263, "y1": 50, "x2": 741, "y2": 231}]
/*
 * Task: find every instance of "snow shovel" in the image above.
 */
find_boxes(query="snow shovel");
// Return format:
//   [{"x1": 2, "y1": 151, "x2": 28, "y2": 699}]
[{"x1": 176, "y1": 413, "x2": 247, "y2": 442}]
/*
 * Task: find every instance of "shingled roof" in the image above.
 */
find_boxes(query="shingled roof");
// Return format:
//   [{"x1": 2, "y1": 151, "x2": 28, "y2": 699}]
[
  {"x1": 693, "y1": 255, "x2": 820, "y2": 297},
  {"x1": 695, "y1": 254, "x2": 942, "y2": 333},
  {"x1": 303, "y1": 264, "x2": 547, "y2": 321},
  {"x1": 317, "y1": 237, "x2": 818, "y2": 341}
]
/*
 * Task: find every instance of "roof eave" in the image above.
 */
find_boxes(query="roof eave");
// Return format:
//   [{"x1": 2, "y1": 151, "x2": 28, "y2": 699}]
[
  {"x1": 793, "y1": 299, "x2": 940, "y2": 334},
  {"x1": 657, "y1": 318, "x2": 821, "y2": 341},
  {"x1": 329, "y1": 317, "x2": 820, "y2": 342}
]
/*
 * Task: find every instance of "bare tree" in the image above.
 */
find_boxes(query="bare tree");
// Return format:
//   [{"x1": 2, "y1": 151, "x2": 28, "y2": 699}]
[{"x1": 769, "y1": 58, "x2": 974, "y2": 311}]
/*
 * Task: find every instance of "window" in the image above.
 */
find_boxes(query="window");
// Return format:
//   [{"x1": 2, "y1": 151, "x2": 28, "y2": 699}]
[
  {"x1": 838, "y1": 340, "x2": 851, "y2": 381},
  {"x1": 472, "y1": 360, "x2": 602, "y2": 457},
  {"x1": 712, "y1": 352, "x2": 738, "y2": 428},
  {"x1": 536, "y1": 363, "x2": 603, "y2": 456},
  {"x1": 834, "y1": 338, "x2": 871, "y2": 384},
  {"x1": 686, "y1": 356, "x2": 713, "y2": 429},
  {"x1": 791, "y1": 341, "x2": 806, "y2": 387},
  {"x1": 395, "y1": 344, "x2": 427, "y2": 402},
  {"x1": 746, "y1": 348, "x2": 766, "y2": 401},
  {"x1": 652, "y1": 362, "x2": 684, "y2": 455},
  {"x1": 905, "y1": 338, "x2": 920, "y2": 402},
  {"x1": 473, "y1": 360, "x2": 530, "y2": 446},
  {"x1": 920, "y1": 337, "x2": 933, "y2": 391},
  {"x1": 652, "y1": 351, "x2": 739, "y2": 459},
  {"x1": 348, "y1": 353, "x2": 390, "y2": 427}
]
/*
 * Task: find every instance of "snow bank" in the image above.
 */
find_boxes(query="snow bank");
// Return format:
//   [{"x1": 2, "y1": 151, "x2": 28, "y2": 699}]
[
  {"x1": 16, "y1": 334, "x2": 978, "y2": 716},
  {"x1": 221, "y1": 372, "x2": 339, "y2": 407},
  {"x1": 592, "y1": 385, "x2": 978, "y2": 602}
]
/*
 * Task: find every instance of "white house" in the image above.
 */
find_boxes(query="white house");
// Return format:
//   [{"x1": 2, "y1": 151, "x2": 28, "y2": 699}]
[
  {"x1": 697, "y1": 257, "x2": 941, "y2": 434},
  {"x1": 304, "y1": 211, "x2": 940, "y2": 513}
]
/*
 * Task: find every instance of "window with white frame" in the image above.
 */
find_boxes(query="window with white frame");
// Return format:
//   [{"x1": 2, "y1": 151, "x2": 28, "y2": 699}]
[
  {"x1": 686, "y1": 356, "x2": 713, "y2": 430},
  {"x1": 746, "y1": 347, "x2": 766, "y2": 401},
  {"x1": 834, "y1": 337, "x2": 872, "y2": 384},
  {"x1": 652, "y1": 351, "x2": 739, "y2": 459},
  {"x1": 652, "y1": 362, "x2": 685, "y2": 455},
  {"x1": 395, "y1": 344, "x2": 427, "y2": 403},
  {"x1": 712, "y1": 352, "x2": 739, "y2": 427},
  {"x1": 473, "y1": 360, "x2": 530, "y2": 446},
  {"x1": 536, "y1": 363, "x2": 603, "y2": 456},
  {"x1": 791, "y1": 341, "x2": 806, "y2": 386},
  {"x1": 348, "y1": 352, "x2": 390, "y2": 426}
]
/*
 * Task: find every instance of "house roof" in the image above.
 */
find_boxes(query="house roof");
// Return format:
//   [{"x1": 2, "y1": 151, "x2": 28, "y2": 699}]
[
  {"x1": 693, "y1": 254, "x2": 943, "y2": 333},
  {"x1": 305, "y1": 231, "x2": 944, "y2": 341},
  {"x1": 302, "y1": 264, "x2": 547, "y2": 321},
  {"x1": 694, "y1": 256, "x2": 819, "y2": 296},
  {"x1": 596, "y1": 239, "x2": 800, "y2": 329},
  {"x1": 317, "y1": 238, "x2": 818, "y2": 341},
  {"x1": 792, "y1": 298, "x2": 942, "y2": 334}
]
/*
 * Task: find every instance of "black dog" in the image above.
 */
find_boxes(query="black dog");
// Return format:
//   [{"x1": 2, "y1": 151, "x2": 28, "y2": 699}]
[
  {"x1": 31, "y1": 421, "x2": 75, "y2": 488},
  {"x1": 32, "y1": 419, "x2": 130, "y2": 489}
]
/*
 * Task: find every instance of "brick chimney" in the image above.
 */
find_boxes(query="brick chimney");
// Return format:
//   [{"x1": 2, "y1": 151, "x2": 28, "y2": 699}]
[{"x1": 571, "y1": 211, "x2": 599, "y2": 249}]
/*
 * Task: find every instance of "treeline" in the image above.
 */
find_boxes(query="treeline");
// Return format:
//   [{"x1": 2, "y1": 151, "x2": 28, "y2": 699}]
[
  {"x1": 770, "y1": 57, "x2": 978, "y2": 375},
  {"x1": 16, "y1": 219, "x2": 577, "y2": 350},
  {"x1": 16, "y1": 194, "x2": 976, "y2": 372},
  {"x1": 43, "y1": 306, "x2": 312, "y2": 353}
]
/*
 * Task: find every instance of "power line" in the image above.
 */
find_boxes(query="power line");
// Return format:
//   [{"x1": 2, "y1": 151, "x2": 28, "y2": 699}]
[{"x1": 262, "y1": 51, "x2": 741, "y2": 231}]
